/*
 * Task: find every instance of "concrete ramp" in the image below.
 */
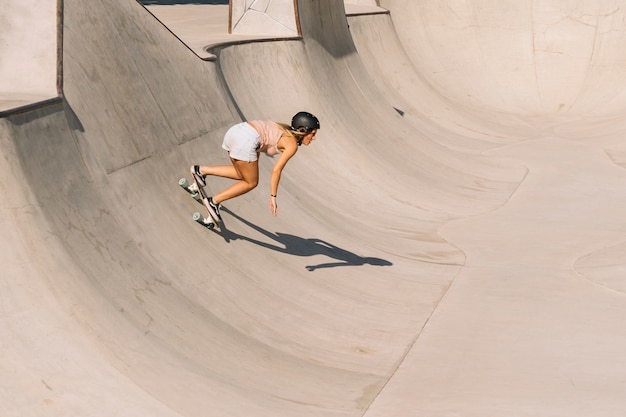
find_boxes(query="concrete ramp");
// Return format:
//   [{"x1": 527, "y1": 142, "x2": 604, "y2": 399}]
[
  {"x1": 2, "y1": 1, "x2": 626, "y2": 416},
  {"x1": 0, "y1": 0, "x2": 58, "y2": 111}
]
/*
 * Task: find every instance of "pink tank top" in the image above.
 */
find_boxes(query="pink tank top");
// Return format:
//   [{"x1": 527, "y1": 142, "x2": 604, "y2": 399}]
[{"x1": 248, "y1": 120, "x2": 284, "y2": 156}]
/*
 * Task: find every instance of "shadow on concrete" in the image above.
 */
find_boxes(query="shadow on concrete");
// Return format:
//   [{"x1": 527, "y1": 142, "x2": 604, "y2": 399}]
[{"x1": 218, "y1": 207, "x2": 393, "y2": 271}]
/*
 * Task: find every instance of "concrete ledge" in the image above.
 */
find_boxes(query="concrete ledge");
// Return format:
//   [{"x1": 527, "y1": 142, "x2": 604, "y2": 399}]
[{"x1": 0, "y1": 96, "x2": 62, "y2": 117}]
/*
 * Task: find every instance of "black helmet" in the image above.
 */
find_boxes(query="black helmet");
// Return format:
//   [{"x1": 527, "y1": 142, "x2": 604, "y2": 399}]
[{"x1": 291, "y1": 111, "x2": 320, "y2": 132}]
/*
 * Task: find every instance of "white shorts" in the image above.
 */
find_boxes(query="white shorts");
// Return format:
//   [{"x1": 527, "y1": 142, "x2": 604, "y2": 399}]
[{"x1": 222, "y1": 122, "x2": 260, "y2": 162}]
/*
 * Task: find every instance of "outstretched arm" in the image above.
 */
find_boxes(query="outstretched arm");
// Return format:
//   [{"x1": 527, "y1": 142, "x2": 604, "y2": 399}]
[{"x1": 269, "y1": 136, "x2": 298, "y2": 216}]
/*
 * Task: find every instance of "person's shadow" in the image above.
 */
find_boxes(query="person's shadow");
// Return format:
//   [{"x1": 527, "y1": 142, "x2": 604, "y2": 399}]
[{"x1": 214, "y1": 207, "x2": 392, "y2": 271}]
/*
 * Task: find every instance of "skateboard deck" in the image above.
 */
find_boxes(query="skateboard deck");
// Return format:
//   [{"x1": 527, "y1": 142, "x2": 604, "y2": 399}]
[{"x1": 179, "y1": 177, "x2": 219, "y2": 230}]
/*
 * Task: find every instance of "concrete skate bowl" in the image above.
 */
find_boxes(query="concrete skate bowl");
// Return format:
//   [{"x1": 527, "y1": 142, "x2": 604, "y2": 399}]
[{"x1": 3, "y1": 1, "x2": 626, "y2": 416}]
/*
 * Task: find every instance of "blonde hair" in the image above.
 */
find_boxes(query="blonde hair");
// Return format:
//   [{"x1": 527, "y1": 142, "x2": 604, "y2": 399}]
[{"x1": 276, "y1": 122, "x2": 308, "y2": 142}]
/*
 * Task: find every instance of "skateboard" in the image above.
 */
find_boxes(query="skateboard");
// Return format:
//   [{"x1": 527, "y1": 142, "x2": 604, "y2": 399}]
[{"x1": 179, "y1": 177, "x2": 218, "y2": 229}]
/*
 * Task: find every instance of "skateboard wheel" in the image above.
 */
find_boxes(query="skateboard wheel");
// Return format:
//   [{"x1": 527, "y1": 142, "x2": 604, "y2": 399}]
[
  {"x1": 193, "y1": 212, "x2": 214, "y2": 229},
  {"x1": 179, "y1": 177, "x2": 189, "y2": 188},
  {"x1": 192, "y1": 192, "x2": 200, "y2": 201}
]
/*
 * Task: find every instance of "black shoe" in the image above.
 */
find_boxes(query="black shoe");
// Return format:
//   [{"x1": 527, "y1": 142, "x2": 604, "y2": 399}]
[
  {"x1": 205, "y1": 196, "x2": 222, "y2": 221},
  {"x1": 190, "y1": 165, "x2": 206, "y2": 188}
]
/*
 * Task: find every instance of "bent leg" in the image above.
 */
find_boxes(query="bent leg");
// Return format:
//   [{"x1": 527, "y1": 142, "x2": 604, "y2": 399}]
[
  {"x1": 213, "y1": 157, "x2": 259, "y2": 203},
  {"x1": 197, "y1": 164, "x2": 241, "y2": 180}
]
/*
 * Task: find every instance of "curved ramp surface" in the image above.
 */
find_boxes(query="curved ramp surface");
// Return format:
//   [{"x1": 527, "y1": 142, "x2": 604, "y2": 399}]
[{"x1": 2, "y1": 1, "x2": 626, "y2": 416}]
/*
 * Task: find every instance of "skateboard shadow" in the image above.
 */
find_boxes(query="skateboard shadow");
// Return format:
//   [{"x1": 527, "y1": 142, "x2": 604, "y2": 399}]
[{"x1": 217, "y1": 207, "x2": 393, "y2": 271}]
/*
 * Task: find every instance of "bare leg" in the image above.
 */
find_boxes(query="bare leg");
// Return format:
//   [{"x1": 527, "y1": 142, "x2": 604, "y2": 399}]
[
  {"x1": 197, "y1": 164, "x2": 240, "y2": 180},
  {"x1": 211, "y1": 157, "x2": 259, "y2": 204}
]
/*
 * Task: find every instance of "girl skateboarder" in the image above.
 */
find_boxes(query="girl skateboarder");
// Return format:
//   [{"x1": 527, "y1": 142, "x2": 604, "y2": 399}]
[{"x1": 191, "y1": 111, "x2": 320, "y2": 218}]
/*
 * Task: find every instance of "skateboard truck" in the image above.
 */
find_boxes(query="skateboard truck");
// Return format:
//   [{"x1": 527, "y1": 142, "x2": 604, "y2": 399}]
[
  {"x1": 179, "y1": 177, "x2": 200, "y2": 201},
  {"x1": 192, "y1": 211, "x2": 215, "y2": 229}
]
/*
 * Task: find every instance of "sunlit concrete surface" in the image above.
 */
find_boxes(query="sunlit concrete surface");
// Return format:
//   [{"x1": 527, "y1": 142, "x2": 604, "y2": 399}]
[
  {"x1": 0, "y1": 0, "x2": 58, "y2": 111},
  {"x1": 2, "y1": 1, "x2": 626, "y2": 416}
]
